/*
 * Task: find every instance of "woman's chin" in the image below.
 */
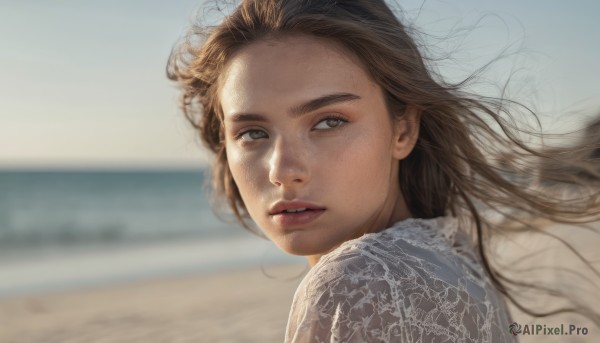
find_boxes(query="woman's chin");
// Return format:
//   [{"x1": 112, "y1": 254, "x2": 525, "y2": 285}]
[{"x1": 274, "y1": 236, "x2": 328, "y2": 257}]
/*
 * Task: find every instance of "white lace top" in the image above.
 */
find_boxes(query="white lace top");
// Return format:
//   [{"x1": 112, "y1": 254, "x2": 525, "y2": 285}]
[{"x1": 284, "y1": 216, "x2": 517, "y2": 343}]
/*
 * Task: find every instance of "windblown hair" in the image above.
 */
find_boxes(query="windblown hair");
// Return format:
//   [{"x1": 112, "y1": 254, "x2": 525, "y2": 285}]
[{"x1": 167, "y1": 0, "x2": 600, "y2": 326}]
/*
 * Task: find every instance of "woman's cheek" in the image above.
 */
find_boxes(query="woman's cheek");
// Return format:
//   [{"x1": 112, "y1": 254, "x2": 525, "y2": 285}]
[
  {"x1": 227, "y1": 145, "x2": 257, "y2": 194},
  {"x1": 242, "y1": 149, "x2": 272, "y2": 201},
  {"x1": 338, "y1": 128, "x2": 391, "y2": 193},
  {"x1": 328, "y1": 129, "x2": 376, "y2": 169}
]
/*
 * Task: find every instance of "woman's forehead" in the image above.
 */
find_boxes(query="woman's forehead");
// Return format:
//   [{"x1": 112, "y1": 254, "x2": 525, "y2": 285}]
[{"x1": 218, "y1": 35, "x2": 379, "y2": 116}]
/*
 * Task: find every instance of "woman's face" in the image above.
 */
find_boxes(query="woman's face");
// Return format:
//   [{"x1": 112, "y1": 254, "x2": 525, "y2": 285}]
[{"x1": 220, "y1": 35, "x2": 419, "y2": 265}]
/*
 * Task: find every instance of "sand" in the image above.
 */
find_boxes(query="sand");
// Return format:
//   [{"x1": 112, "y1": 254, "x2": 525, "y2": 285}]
[
  {"x1": 1, "y1": 220, "x2": 599, "y2": 342},
  {"x1": 0, "y1": 263, "x2": 308, "y2": 343}
]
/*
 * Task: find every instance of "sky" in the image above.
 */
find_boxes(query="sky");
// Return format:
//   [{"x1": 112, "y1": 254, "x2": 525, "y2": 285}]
[{"x1": 1, "y1": 0, "x2": 599, "y2": 170}]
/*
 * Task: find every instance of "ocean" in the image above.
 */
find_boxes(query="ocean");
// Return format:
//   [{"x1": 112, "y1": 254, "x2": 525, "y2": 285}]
[{"x1": 0, "y1": 170, "x2": 303, "y2": 297}]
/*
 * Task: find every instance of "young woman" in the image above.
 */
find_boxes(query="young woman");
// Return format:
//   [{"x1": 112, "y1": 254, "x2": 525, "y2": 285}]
[{"x1": 167, "y1": 0, "x2": 600, "y2": 341}]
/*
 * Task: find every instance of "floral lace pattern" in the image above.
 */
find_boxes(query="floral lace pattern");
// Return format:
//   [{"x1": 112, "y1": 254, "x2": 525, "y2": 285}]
[{"x1": 284, "y1": 217, "x2": 517, "y2": 343}]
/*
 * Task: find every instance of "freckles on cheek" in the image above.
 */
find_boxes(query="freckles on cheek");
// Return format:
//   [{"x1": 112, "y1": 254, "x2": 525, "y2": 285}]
[
  {"x1": 226, "y1": 147, "x2": 264, "y2": 197},
  {"x1": 338, "y1": 131, "x2": 382, "y2": 164},
  {"x1": 334, "y1": 131, "x2": 391, "y2": 188}
]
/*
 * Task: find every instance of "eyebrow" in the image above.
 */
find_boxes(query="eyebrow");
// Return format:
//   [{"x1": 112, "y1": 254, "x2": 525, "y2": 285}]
[{"x1": 227, "y1": 92, "x2": 361, "y2": 123}]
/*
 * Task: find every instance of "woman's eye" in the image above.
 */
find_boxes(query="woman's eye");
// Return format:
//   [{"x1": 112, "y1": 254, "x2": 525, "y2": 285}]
[
  {"x1": 238, "y1": 129, "x2": 268, "y2": 141},
  {"x1": 313, "y1": 116, "x2": 347, "y2": 130}
]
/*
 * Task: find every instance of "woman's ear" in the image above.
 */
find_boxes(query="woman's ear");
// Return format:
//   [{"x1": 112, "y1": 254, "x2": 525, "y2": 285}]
[{"x1": 392, "y1": 106, "x2": 421, "y2": 160}]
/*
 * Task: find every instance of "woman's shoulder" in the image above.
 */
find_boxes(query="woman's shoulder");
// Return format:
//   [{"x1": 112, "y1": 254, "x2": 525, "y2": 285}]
[
  {"x1": 286, "y1": 216, "x2": 517, "y2": 342},
  {"x1": 287, "y1": 245, "x2": 409, "y2": 342},
  {"x1": 310, "y1": 216, "x2": 476, "y2": 290}
]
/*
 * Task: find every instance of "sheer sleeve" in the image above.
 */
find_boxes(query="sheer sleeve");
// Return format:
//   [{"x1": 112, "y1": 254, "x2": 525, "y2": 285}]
[
  {"x1": 284, "y1": 217, "x2": 518, "y2": 343},
  {"x1": 285, "y1": 254, "x2": 408, "y2": 343}
]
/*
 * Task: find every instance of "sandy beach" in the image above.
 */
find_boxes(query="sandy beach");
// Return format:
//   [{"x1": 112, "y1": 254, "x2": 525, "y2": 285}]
[
  {"x1": 1, "y1": 221, "x2": 599, "y2": 343},
  {"x1": 2, "y1": 261, "x2": 597, "y2": 343},
  {"x1": 0, "y1": 263, "x2": 308, "y2": 343}
]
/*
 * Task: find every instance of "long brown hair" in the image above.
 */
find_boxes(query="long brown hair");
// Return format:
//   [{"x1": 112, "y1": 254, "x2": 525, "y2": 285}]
[{"x1": 167, "y1": 0, "x2": 600, "y2": 326}]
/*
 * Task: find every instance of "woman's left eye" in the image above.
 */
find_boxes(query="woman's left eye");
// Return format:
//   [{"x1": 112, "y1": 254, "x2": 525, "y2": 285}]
[{"x1": 313, "y1": 116, "x2": 348, "y2": 130}]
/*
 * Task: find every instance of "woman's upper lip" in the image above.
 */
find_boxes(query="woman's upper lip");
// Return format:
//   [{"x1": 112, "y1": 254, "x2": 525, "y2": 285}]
[{"x1": 268, "y1": 200, "x2": 326, "y2": 215}]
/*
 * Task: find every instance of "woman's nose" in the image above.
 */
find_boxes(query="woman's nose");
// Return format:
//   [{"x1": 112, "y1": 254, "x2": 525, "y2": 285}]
[{"x1": 268, "y1": 137, "x2": 310, "y2": 187}]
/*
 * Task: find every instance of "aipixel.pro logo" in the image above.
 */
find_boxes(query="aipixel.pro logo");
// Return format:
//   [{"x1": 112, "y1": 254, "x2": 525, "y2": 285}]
[{"x1": 508, "y1": 322, "x2": 588, "y2": 336}]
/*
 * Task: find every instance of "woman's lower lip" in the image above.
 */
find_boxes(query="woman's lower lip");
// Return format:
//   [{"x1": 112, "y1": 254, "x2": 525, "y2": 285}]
[{"x1": 271, "y1": 209, "x2": 325, "y2": 228}]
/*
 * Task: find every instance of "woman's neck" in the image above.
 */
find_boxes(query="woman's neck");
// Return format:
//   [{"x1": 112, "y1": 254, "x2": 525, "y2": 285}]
[{"x1": 306, "y1": 188, "x2": 412, "y2": 267}]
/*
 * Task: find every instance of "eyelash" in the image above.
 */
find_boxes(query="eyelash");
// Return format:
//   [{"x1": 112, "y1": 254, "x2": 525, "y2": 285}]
[
  {"x1": 234, "y1": 115, "x2": 348, "y2": 142},
  {"x1": 312, "y1": 114, "x2": 348, "y2": 130}
]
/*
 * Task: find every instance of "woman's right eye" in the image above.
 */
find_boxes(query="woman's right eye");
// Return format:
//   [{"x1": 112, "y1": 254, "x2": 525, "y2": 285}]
[{"x1": 237, "y1": 129, "x2": 268, "y2": 142}]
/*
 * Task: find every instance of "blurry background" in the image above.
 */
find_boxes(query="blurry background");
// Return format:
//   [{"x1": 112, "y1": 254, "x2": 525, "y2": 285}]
[{"x1": 0, "y1": 0, "x2": 599, "y2": 342}]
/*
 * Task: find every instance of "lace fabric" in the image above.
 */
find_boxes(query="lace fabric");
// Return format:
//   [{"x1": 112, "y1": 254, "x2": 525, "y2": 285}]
[{"x1": 284, "y1": 216, "x2": 517, "y2": 343}]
